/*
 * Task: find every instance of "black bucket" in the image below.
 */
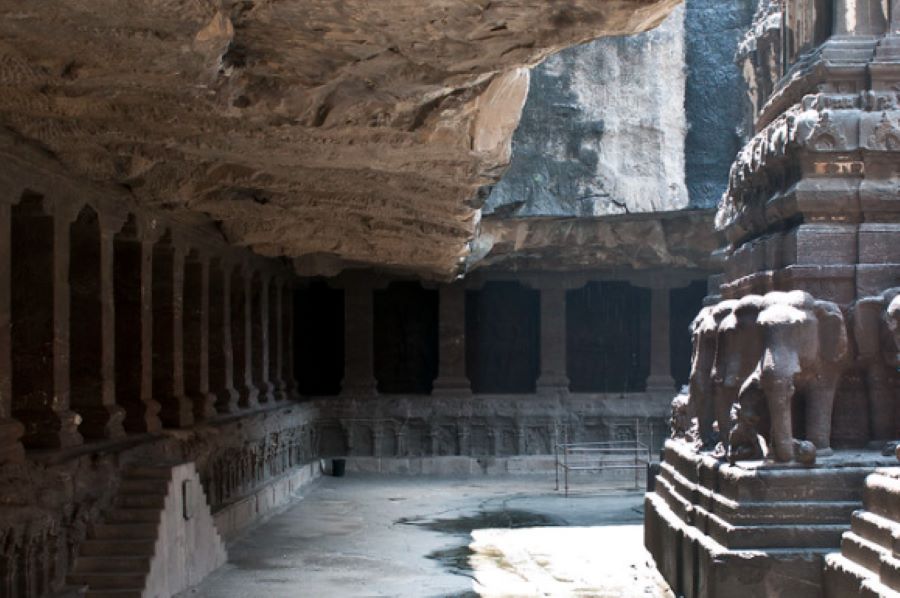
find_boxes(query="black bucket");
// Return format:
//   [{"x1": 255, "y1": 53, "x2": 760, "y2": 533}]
[{"x1": 332, "y1": 458, "x2": 346, "y2": 477}]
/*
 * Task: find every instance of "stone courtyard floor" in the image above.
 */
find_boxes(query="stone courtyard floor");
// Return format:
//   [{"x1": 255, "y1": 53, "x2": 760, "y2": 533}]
[{"x1": 179, "y1": 474, "x2": 674, "y2": 598}]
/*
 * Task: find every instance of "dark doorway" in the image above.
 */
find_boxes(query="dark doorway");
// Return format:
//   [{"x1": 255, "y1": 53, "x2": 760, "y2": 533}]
[
  {"x1": 374, "y1": 282, "x2": 438, "y2": 394},
  {"x1": 566, "y1": 281, "x2": 651, "y2": 393},
  {"x1": 466, "y1": 282, "x2": 540, "y2": 394},
  {"x1": 294, "y1": 280, "x2": 343, "y2": 396}
]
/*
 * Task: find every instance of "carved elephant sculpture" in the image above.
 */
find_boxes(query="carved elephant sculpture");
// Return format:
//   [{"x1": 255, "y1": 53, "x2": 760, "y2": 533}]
[
  {"x1": 850, "y1": 287, "x2": 900, "y2": 443},
  {"x1": 736, "y1": 290, "x2": 849, "y2": 463},
  {"x1": 687, "y1": 301, "x2": 735, "y2": 449}
]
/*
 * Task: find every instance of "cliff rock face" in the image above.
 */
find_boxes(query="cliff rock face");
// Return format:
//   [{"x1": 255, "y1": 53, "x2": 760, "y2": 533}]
[
  {"x1": 483, "y1": 6, "x2": 688, "y2": 218},
  {"x1": 0, "y1": 0, "x2": 681, "y2": 278}
]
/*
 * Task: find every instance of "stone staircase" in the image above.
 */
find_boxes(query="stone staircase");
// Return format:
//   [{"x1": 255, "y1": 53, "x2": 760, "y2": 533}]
[
  {"x1": 825, "y1": 468, "x2": 900, "y2": 598},
  {"x1": 67, "y1": 466, "x2": 171, "y2": 597}
]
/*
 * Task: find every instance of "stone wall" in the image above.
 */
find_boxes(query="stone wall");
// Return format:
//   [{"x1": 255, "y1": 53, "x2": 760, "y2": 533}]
[{"x1": 484, "y1": 6, "x2": 688, "y2": 217}]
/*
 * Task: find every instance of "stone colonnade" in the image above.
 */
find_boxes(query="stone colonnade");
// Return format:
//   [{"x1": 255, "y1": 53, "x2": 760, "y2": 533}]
[
  {"x1": 334, "y1": 271, "x2": 694, "y2": 397},
  {"x1": 0, "y1": 190, "x2": 297, "y2": 463}
]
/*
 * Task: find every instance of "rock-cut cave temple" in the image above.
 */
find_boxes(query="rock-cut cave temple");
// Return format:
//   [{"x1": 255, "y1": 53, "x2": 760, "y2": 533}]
[{"x1": 0, "y1": 0, "x2": 898, "y2": 596}]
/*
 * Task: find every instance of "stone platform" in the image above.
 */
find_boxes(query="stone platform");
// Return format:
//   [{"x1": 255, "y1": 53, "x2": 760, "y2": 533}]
[
  {"x1": 645, "y1": 440, "x2": 897, "y2": 598},
  {"x1": 824, "y1": 468, "x2": 900, "y2": 598}
]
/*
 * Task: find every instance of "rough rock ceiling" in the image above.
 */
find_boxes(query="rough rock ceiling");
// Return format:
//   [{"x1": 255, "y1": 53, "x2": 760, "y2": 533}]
[{"x1": 0, "y1": 0, "x2": 681, "y2": 278}]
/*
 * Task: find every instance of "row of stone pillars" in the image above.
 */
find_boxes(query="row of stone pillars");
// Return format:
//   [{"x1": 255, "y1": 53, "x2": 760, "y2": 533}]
[
  {"x1": 0, "y1": 192, "x2": 296, "y2": 463},
  {"x1": 336, "y1": 274, "x2": 677, "y2": 396}
]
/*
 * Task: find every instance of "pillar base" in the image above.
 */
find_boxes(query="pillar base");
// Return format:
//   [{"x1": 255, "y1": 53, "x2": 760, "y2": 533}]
[
  {"x1": 212, "y1": 388, "x2": 240, "y2": 415},
  {"x1": 0, "y1": 418, "x2": 25, "y2": 464},
  {"x1": 236, "y1": 385, "x2": 259, "y2": 410},
  {"x1": 122, "y1": 398, "x2": 162, "y2": 434},
  {"x1": 157, "y1": 395, "x2": 195, "y2": 428},
  {"x1": 341, "y1": 380, "x2": 378, "y2": 398},
  {"x1": 256, "y1": 381, "x2": 275, "y2": 404},
  {"x1": 536, "y1": 375, "x2": 570, "y2": 394},
  {"x1": 645, "y1": 375, "x2": 676, "y2": 393},
  {"x1": 18, "y1": 407, "x2": 83, "y2": 449},
  {"x1": 75, "y1": 404, "x2": 127, "y2": 441},
  {"x1": 431, "y1": 377, "x2": 472, "y2": 397},
  {"x1": 190, "y1": 392, "x2": 217, "y2": 421}
]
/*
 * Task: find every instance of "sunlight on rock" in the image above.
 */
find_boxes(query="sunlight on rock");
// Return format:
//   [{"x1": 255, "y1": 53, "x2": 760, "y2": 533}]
[{"x1": 469, "y1": 525, "x2": 674, "y2": 597}]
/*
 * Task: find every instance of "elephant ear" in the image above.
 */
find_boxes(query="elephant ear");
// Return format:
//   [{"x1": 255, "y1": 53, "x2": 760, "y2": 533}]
[{"x1": 814, "y1": 301, "x2": 848, "y2": 364}]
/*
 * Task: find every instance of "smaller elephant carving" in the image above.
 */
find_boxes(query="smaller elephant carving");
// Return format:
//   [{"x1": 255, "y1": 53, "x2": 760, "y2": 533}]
[
  {"x1": 687, "y1": 300, "x2": 738, "y2": 449},
  {"x1": 732, "y1": 290, "x2": 849, "y2": 464},
  {"x1": 851, "y1": 287, "x2": 900, "y2": 444},
  {"x1": 670, "y1": 391, "x2": 698, "y2": 444}
]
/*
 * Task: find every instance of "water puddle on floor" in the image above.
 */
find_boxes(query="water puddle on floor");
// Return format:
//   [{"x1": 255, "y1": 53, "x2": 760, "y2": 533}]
[{"x1": 396, "y1": 509, "x2": 563, "y2": 579}]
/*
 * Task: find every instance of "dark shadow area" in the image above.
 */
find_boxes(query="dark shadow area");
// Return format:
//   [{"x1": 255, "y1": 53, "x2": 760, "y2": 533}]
[
  {"x1": 566, "y1": 281, "x2": 651, "y2": 392},
  {"x1": 465, "y1": 282, "x2": 540, "y2": 394},
  {"x1": 374, "y1": 281, "x2": 438, "y2": 394},
  {"x1": 670, "y1": 280, "x2": 707, "y2": 388},
  {"x1": 294, "y1": 280, "x2": 344, "y2": 396}
]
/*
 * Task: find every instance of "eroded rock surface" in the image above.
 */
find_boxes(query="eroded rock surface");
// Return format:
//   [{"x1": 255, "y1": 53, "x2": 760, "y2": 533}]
[{"x1": 0, "y1": 0, "x2": 681, "y2": 278}]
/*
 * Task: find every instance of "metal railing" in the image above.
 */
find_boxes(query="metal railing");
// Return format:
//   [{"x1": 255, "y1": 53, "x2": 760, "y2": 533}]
[{"x1": 555, "y1": 427, "x2": 651, "y2": 497}]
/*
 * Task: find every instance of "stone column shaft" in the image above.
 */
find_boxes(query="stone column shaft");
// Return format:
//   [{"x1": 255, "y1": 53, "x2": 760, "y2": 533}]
[
  {"x1": 342, "y1": 282, "x2": 377, "y2": 396},
  {"x1": 0, "y1": 201, "x2": 24, "y2": 463},
  {"x1": 272, "y1": 279, "x2": 287, "y2": 400},
  {"x1": 283, "y1": 283, "x2": 298, "y2": 394},
  {"x1": 95, "y1": 228, "x2": 126, "y2": 438},
  {"x1": 536, "y1": 285, "x2": 569, "y2": 392},
  {"x1": 139, "y1": 240, "x2": 163, "y2": 432},
  {"x1": 210, "y1": 263, "x2": 238, "y2": 413},
  {"x1": 49, "y1": 207, "x2": 82, "y2": 447},
  {"x1": 646, "y1": 286, "x2": 675, "y2": 392},
  {"x1": 834, "y1": 0, "x2": 888, "y2": 35},
  {"x1": 432, "y1": 282, "x2": 471, "y2": 396},
  {"x1": 185, "y1": 256, "x2": 215, "y2": 420},
  {"x1": 257, "y1": 276, "x2": 274, "y2": 402}
]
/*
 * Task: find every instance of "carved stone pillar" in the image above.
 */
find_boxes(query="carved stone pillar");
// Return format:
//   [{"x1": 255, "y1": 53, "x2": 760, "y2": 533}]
[
  {"x1": 0, "y1": 199, "x2": 24, "y2": 463},
  {"x1": 152, "y1": 237, "x2": 193, "y2": 427},
  {"x1": 184, "y1": 252, "x2": 215, "y2": 420},
  {"x1": 834, "y1": 0, "x2": 888, "y2": 36},
  {"x1": 113, "y1": 216, "x2": 162, "y2": 434},
  {"x1": 209, "y1": 259, "x2": 238, "y2": 413},
  {"x1": 231, "y1": 264, "x2": 259, "y2": 408},
  {"x1": 341, "y1": 278, "x2": 377, "y2": 397},
  {"x1": 645, "y1": 286, "x2": 676, "y2": 392},
  {"x1": 282, "y1": 282, "x2": 298, "y2": 395},
  {"x1": 252, "y1": 273, "x2": 273, "y2": 403},
  {"x1": 535, "y1": 282, "x2": 570, "y2": 393},
  {"x1": 270, "y1": 278, "x2": 287, "y2": 401},
  {"x1": 432, "y1": 282, "x2": 472, "y2": 396},
  {"x1": 11, "y1": 197, "x2": 82, "y2": 448}
]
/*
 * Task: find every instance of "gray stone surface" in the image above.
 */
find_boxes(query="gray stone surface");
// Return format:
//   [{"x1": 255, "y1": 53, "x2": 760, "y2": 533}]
[
  {"x1": 483, "y1": 7, "x2": 688, "y2": 218},
  {"x1": 183, "y1": 475, "x2": 671, "y2": 598},
  {"x1": 683, "y1": 0, "x2": 756, "y2": 209}
]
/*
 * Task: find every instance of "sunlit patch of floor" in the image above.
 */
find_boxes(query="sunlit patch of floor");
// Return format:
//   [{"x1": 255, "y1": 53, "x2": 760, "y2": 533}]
[
  {"x1": 469, "y1": 525, "x2": 674, "y2": 597},
  {"x1": 179, "y1": 475, "x2": 672, "y2": 598}
]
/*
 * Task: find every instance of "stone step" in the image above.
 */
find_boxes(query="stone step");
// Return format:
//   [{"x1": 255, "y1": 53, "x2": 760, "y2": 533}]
[
  {"x1": 852, "y1": 510, "x2": 900, "y2": 554},
  {"x1": 879, "y1": 550, "x2": 900, "y2": 593},
  {"x1": 67, "y1": 573, "x2": 147, "y2": 590},
  {"x1": 119, "y1": 478, "x2": 169, "y2": 494},
  {"x1": 106, "y1": 508, "x2": 161, "y2": 524},
  {"x1": 864, "y1": 472, "x2": 900, "y2": 522},
  {"x1": 73, "y1": 556, "x2": 150, "y2": 574},
  {"x1": 824, "y1": 553, "x2": 880, "y2": 598},
  {"x1": 843, "y1": 532, "x2": 890, "y2": 573},
  {"x1": 706, "y1": 513, "x2": 847, "y2": 550},
  {"x1": 84, "y1": 590, "x2": 143, "y2": 598},
  {"x1": 117, "y1": 493, "x2": 166, "y2": 509},
  {"x1": 91, "y1": 523, "x2": 158, "y2": 540},
  {"x1": 78, "y1": 539, "x2": 156, "y2": 557}
]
